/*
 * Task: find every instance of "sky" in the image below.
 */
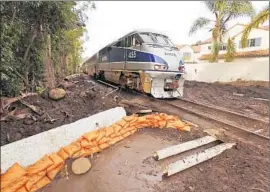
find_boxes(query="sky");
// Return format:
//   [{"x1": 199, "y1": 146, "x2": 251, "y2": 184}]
[{"x1": 82, "y1": 1, "x2": 269, "y2": 58}]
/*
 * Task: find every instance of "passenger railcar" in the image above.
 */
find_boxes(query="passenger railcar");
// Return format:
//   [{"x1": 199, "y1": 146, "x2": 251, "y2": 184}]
[{"x1": 82, "y1": 29, "x2": 186, "y2": 98}]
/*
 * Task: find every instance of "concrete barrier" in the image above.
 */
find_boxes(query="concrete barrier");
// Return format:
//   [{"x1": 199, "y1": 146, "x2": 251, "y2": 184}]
[
  {"x1": 1, "y1": 107, "x2": 126, "y2": 173},
  {"x1": 185, "y1": 58, "x2": 269, "y2": 82}
]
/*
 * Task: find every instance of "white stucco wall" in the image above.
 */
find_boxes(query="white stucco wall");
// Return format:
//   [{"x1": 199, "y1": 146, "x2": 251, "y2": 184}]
[{"x1": 185, "y1": 58, "x2": 269, "y2": 82}]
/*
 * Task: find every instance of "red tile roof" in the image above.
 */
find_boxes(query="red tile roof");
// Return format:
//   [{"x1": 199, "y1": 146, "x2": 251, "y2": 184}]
[
  {"x1": 199, "y1": 49, "x2": 269, "y2": 60},
  {"x1": 198, "y1": 24, "x2": 269, "y2": 45}
]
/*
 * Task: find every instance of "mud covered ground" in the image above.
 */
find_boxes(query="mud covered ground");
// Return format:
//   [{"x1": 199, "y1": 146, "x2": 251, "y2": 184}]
[
  {"x1": 184, "y1": 81, "x2": 269, "y2": 120},
  {"x1": 1, "y1": 76, "x2": 268, "y2": 146},
  {"x1": 1, "y1": 75, "x2": 120, "y2": 146},
  {"x1": 42, "y1": 128, "x2": 268, "y2": 192},
  {"x1": 1, "y1": 75, "x2": 269, "y2": 191}
]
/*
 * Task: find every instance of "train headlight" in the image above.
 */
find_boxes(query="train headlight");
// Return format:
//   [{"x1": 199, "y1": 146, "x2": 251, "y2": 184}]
[{"x1": 154, "y1": 65, "x2": 167, "y2": 70}]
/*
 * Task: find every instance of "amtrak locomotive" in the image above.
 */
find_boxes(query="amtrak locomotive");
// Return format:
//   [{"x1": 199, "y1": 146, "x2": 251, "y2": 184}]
[{"x1": 82, "y1": 29, "x2": 186, "y2": 98}]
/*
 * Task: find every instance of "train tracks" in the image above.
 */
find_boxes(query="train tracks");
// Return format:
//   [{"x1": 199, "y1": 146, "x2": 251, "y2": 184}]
[
  {"x1": 94, "y1": 79, "x2": 269, "y2": 146},
  {"x1": 165, "y1": 98, "x2": 269, "y2": 138}
]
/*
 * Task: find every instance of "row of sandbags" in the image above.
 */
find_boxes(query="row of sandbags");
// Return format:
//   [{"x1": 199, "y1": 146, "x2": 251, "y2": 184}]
[{"x1": 1, "y1": 113, "x2": 190, "y2": 192}]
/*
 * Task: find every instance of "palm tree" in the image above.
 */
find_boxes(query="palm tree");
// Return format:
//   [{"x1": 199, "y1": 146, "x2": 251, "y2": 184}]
[
  {"x1": 241, "y1": 4, "x2": 269, "y2": 48},
  {"x1": 189, "y1": 1, "x2": 255, "y2": 62}
]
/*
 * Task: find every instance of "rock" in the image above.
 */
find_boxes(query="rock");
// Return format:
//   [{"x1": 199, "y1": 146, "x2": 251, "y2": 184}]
[
  {"x1": 14, "y1": 132, "x2": 22, "y2": 141},
  {"x1": 59, "y1": 81, "x2": 75, "y2": 90},
  {"x1": 79, "y1": 91, "x2": 87, "y2": 97},
  {"x1": 71, "y1": 157, "x2": 92, "y2": 175},
  {"x1": 34, "y1": 127, "x2": 41, "y2": 133},
  {"x1": 23, "y1": 118, "x2": 35, "y2": 125},
  {"x1": 49, "y1": 88, "x2": 66, "y2": 101},
  {"x1": 6, "y1": 133, "x2": 10, "y2": 142},
  {"x1": 19, "y1": 128, "x2": 25, "y2": 134}
]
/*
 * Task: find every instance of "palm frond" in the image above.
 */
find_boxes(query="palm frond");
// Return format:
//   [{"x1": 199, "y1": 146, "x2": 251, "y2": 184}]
[
  {"x1": 225, "y1": 38, "x2": 236, "y2": 62},
  {"x1": 203, "y1": 1, "x2": 215, "y2": 13},
  {"x1": 189, "y1": 17, "x2": 212, "y2": 36},
  {"x1": 241, "y1": 8, "x2": 269, "y2": 48},
  {"x1": 225, "y1": 1, "x2": 255, "y2": 19}
]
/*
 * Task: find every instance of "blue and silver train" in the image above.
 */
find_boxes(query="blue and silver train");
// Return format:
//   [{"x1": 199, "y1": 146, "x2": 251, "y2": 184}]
[{"x1": 82, "y1": 29, "x2": 186, "y2": 98}]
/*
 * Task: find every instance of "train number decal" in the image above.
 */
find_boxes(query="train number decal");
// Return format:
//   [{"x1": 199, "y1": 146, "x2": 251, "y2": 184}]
[{"x1": 128, "y1": 51, "x2": 136, "y2": 59}]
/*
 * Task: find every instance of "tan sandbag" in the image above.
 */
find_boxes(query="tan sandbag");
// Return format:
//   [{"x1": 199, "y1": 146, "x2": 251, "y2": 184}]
[
  {"x1": 123, "y1": 122, "x2": 130, "y2": 129},
  {"x1": 80, "y1": 139, "x2": 94, "y2": 148},
  {"x1": 72, "y1": 148, "x2": 87, "y2": 159},
  {"x1": 110, "y1": 133, "x2": 117, "y2": 138},
  {"x1": 130, "y1": 129, "x2": 137, "y2": 134},
  {"x1": 111, "y1": 124, "x2": 122, "y2": 133},
  {"x1": 29, "y1": 176, "x2": 50, "y2": 192},
  {"x1": 105, "y1": 127, "x2": 114, "y2": 137},
  {"x1": 1, "y1": 163, "x2": 26, "y2": 189},
  {"x1": 122, "y1": 115, "x2": 137, "y2": 122},
  {"x1": 57, "y1": 148, "x2": 70, "y2": 160},
  {"x1": 119, "y1": 128, "x2": 128, "y2": 135},
  {"x1": 116, "y1": 119, "x2": 127, "y2": 127},
  {"x1": 63, "y1": 142, "x2": 81, "y2": 156},
  {"x1": 98, "y1": 136, "x2": 110, "y2": 145},
  {"x1": 158, "y1": 120, "x2": 167, "y2": 128},
  {"x1": 27, "y1": 155, "x2": 53, "y2": 175},
  {"x1": 16, "y1": 186, "x2": 28, "y2": 192},
  {"x1": 25, "y1": 170, "x2": 46, "y2": 191},
  {"x1": 129, "y1": 116, "x2": 138, "y2": 124},
  {"x1": 2, "y1": 176, "x2": 28, "y2": 192},
  {"x1": 122, "y1": 131, "x2": 133, "y2": 138},
  {"x1": 95, "y1": 130, "x2": 106, "y2": 143},
  {"x1": 99, "y1": 143, "x2": 110, "y2": 150},
  {"x1": 82, "y1": 131, "x2": 99, "y2": 142},
  {"x1": 181, "y1": 125, "x2": 191, "y2": 131},
  {"x1": 47, "y1": 153, "x2": 64, "y2": 172},
  {"x1": 89, "y1": 146, "x2": 101, "y2": 154},
  {"x1": 83, "y1": 148, "x2": 94, "y2": 157},
  {"x1": 158, "y1": 113, "x2": 168, "y2": 120},
  {"x1": 47, "y1": 163, "x2": 64, "y2": 180}
]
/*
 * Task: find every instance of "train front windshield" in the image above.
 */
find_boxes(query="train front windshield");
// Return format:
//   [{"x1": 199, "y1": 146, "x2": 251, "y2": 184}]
[{"x1": 139, "y1": 33, "x2": 176, "y2": 47}]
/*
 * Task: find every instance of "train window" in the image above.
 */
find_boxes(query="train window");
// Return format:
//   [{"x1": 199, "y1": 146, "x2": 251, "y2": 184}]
[
  {"x1": 139, "y1": 33, "x2": 156, "y2": 43},
  {"x1": 125, "y1": 36, "x2": 132, "y2": 47},
  {"x1": 114, "y1": 39, "x2": 125, "y2": 47}
]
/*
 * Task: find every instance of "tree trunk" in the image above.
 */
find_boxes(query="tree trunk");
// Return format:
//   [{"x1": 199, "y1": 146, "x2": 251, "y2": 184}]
[
  {"x1": 211, "y1": 26, "x2": 221, "y2": 63},
  {"x1": 43, "y1": 34, "x2": 56, "y2": 89}
]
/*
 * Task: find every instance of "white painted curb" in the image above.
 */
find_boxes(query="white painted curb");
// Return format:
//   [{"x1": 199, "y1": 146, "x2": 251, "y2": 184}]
[{"x1": 1, "y1": 107, "x2": 126, "y2": 173}]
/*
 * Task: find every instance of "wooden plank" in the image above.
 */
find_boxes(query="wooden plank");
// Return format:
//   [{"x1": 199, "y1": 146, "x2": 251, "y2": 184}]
[
  {"x1": 163, "y1": 143, "x2": 236, "y2": 177},
  {"x1": 154, "y1": 135, "x2": 217, "y2": 161}
]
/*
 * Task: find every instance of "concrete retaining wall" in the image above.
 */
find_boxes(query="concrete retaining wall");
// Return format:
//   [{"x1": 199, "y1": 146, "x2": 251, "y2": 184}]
[
  {"x1": 1, "y1": 107, "x2": 126, "y2": 173},
  {"x1": 185, "y1": 58, "x2": 269, "y2": 82}
]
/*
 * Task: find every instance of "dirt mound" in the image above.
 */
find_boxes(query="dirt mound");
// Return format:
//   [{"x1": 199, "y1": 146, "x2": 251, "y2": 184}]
[{"x1": 1, "y1": 75, "x2": 119, "y2": 146}]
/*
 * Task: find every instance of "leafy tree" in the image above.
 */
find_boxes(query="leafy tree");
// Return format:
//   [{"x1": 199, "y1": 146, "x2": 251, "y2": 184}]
[
  {"x1": 189, "y1": 1, "x2": 254, "y2": 62},
  {"x1": 241, "y1": 4, "x2": 269, "y2": 48},
  {"x1": 225, "y1": 37, "x2": 236, "y2": 62},
  {"x1": 0, "y1": 1, "x2": 95, "y2": 97}
]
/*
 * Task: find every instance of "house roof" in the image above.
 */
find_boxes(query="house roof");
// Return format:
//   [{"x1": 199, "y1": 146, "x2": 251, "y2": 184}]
[
  {"x1": 199, "y1": 37, "x2": 213, "y2": 45},
  {"x1": 176, "y1": 44, "x2": 190, "y2": 49},
  {"x1": 198, "y1": 49, "x2": 269, "y2": 60},
  {"x1": 198, "y1": 23, "x2": 269, "y2": 45}
]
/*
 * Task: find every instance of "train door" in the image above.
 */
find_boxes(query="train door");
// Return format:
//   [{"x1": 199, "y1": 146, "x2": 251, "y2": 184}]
[{"x1": 110, "y1": 39, "x2": 126, "y2": 71}]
